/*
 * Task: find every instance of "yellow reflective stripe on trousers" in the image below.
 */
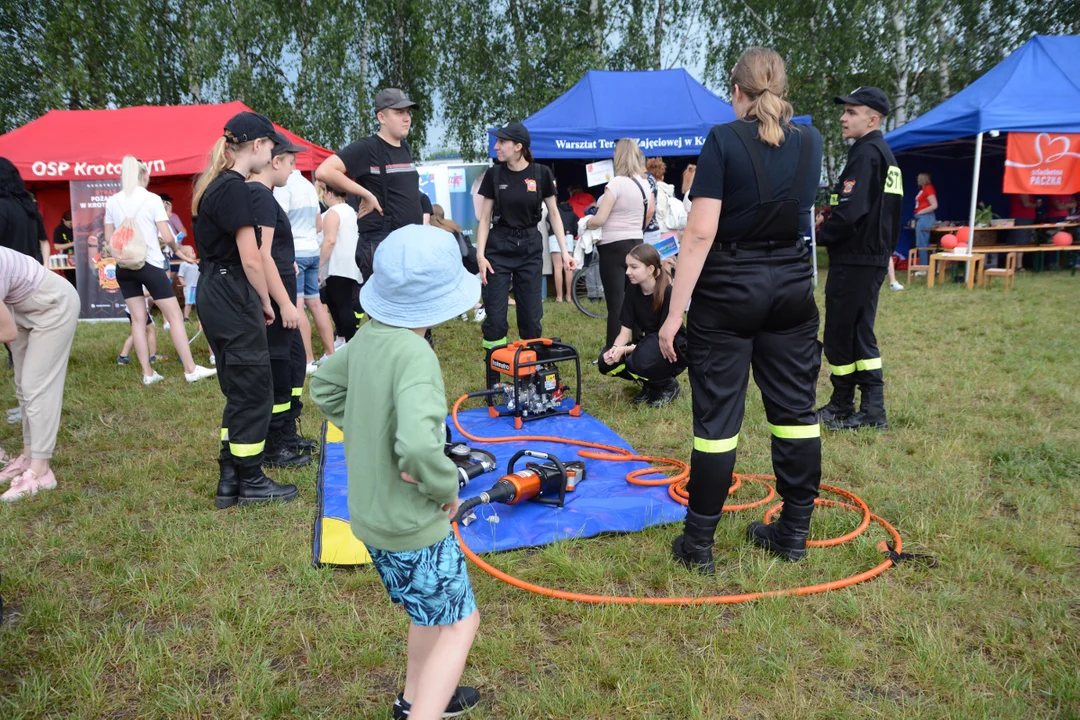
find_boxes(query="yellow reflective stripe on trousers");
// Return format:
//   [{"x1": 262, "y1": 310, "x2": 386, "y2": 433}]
[
  {"x1": 693, "y1": 435, "x2": 739, "y2": 453},
  {"x1": 856, "y1": 357, "x2": 882, "y2": 371},
  {"x1": 220, "y1": 428, "x2": 229, "y2": 441},
  {"x1": 292, "y1": 387, "x2": 303, "y2": 397},
  {"x1": 272, "y1": 402, "x2": 291, "y2": 414},
  {"x1": 830, "y1": 362, "x2": 857, "y2": 376},
  {"x1": 605, "y1": 363, "x2": 627, "y2": 376},
  {"x1": 769, "y1": 423, "x2": 821, "y2": 439},
  {"x1": 230, "y1": 440, "x2": 265, "y2": 458},
  {"x1": 482, "y1": 337, "x2": 508, "y2": 350}
]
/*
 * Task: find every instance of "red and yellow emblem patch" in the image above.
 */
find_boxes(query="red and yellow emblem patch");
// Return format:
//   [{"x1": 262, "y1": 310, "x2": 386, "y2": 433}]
[
  {"x1": 94, "y1": 255, "x2": 119, "y2": 291},
  {"x1": 842, "y1": 179, "x2": 856, "y2": 195},
  {"x1": 525, "y1": 178, "x2": 537, "y2": 192}
]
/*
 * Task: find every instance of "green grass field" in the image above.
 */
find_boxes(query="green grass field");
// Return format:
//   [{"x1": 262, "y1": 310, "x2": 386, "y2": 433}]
[{"x1": 1, "y1": 270, "x2": 1078, "y2": 719}]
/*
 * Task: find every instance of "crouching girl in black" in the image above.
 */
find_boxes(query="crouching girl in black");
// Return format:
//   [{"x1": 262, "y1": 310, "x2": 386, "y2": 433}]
[{"x1": 597, "y1": 243, "x2": 684, "y2": 407}]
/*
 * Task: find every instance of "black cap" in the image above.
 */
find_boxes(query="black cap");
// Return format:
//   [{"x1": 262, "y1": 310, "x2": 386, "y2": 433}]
[
  {"x1": 159, "y1": 193, "x2": 173, "y2": 203},
  {"x1": 223, "y1": 111, "x2": 277, "y2": 144},
  {"x1": 270, "y1": 131, "x2": 307, "y2": 157},
  {"x1": 492, "y1": 121, "x2": 531, "y2": 148},
  {"x1": 375, "y1": 88, "x2": 418, "y2": 112},
  {"x1": 834, "y1": 87, "x2": 891, "y2": 115}
]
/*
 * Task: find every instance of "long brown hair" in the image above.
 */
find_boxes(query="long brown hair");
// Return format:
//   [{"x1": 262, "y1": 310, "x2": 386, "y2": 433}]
[
  {"x1": 730, "y1": 48, "x2": 794, "y2": 148},
  {"x1": 430, "y1": 203, "x2": 463, "y2": 234},
  {"x1": 613, "y1": 138, "x2": 646, "y2": 178},
  {"x1": 628, "y1": 243, "x2": 671, "y2": 316}
]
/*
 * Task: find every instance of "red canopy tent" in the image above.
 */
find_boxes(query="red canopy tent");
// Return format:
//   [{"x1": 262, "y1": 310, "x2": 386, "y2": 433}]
[{"x1": 0, "y1": 101, "x2": 333, "y2": 249}]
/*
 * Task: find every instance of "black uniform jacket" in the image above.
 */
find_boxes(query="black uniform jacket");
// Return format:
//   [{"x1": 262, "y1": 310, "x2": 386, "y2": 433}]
[{"x1": 818, "y1": 130, "x2": 902, "y2": 267}]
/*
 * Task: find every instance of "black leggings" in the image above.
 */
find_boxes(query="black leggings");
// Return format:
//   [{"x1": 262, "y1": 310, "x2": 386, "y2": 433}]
[
  {"x1": 598, "y1": 239, "x2": 642, "y2": 346},
  {"x1": 322, "y1": 275, "x2": 361, "y2": 342}
]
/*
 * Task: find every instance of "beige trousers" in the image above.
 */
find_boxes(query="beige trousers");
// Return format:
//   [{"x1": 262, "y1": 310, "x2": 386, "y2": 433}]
[{"x1": 8, "y1": 272, "x2": 80, "y2": 459}]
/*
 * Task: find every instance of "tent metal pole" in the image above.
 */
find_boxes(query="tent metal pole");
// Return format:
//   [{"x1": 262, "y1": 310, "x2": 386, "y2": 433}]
[
  {"x1": 810, "y1": 207, "x2": 818, "y2": 286},
  {"x1": 965, "y1": 132, "x2": 984, "y2": 286}
]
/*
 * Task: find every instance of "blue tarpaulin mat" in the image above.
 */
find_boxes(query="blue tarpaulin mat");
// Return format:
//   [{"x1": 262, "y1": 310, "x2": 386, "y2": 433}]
[{"x1": 312, "y1": 407, "x2": 686, "y2": 565}]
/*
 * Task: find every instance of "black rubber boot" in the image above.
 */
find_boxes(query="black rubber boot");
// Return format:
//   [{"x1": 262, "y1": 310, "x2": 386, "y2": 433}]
[
  {"x1": 747, "y1": 500, "x2": 815, "y2": 562},
  {"x1": 648, "y1": 378, "x2": 681, "y2": 408},
  {"x1": 263, "y1": 432, "x2": 313, "y2": 469},
  {"x1": 817, "y1": 382, "x2": 856, "y2": 424},
  {"x1": 671, "y1": 510, "x2": 722, "y2": 575},
  {"x1": 236, "y1": 464, "x2": 299, "y2": 506},
  {"x1": 825, "y1": 386, "x2": 887, "y2": 431},
  {"x1": 630, "y1": 381, "x2": 650, "y2": 405},
  {"x1": 215, "y1": 458, "x2": 240, "y2": 510},
  {"x1": 295, "y1": 435, "x2": 318, "y2": 456}
]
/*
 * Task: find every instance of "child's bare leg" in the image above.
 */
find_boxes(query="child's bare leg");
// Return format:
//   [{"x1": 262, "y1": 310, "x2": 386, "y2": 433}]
[{"x1": 403, "y1": 610, "x2": 479, "y2": 720}]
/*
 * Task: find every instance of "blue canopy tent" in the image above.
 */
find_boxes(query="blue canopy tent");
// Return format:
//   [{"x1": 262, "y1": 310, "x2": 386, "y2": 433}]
[
  {"x1": 488, "y1": 68, "x2": 811, "y2": 160},
  {"x1": 485, "y1": 68, "x2": 822, "y2": 279},
  {"x1": 885, "y1": 35, "x2": 1080, "y2": 270}
]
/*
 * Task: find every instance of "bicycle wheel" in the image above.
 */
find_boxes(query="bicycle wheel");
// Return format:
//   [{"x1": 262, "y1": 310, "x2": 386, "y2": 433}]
[{"x1": 572, "y1": 265, "x2": 606, "y2": 319}]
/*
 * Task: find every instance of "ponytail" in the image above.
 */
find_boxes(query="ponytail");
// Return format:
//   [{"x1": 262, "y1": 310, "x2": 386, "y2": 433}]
[
  {"x1": 628, "y1": 243, "x2": 670, "y2": 316},
  {"x1": 522, "y1": 146, "x2": 534, "y2": 164},
  {"x1": 731, "y1": 47, "x2": 794, "y2": 148},
  {"x1": 191, "y1": 137, "x2": 231, "y2": 215},
  {"x1": 121, "y1": 155, "x2": 147, "y2": 195}
]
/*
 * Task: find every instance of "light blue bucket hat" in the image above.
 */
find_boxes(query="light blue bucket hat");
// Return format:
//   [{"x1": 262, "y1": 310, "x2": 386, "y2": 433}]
[{"x1": 359, "y1": 225, "x2": 481, "y2": 329}]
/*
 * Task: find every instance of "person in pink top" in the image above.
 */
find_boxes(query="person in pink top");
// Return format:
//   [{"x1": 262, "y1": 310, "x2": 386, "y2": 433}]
[
  {"x1": 0, "y1": 244, "x2": 80, "y2": 501},
  {"x1": 585, "y1": 138, "x2": 656, "y2": 345}
]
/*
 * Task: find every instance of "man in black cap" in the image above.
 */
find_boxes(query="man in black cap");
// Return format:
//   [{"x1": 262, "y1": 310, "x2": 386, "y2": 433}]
[
  {"x1": 315, "y1": 89, "x2": 424, "y2": 293},
  {"x1": 817, "y1": 87, "x2": 903, "y2": 431}
]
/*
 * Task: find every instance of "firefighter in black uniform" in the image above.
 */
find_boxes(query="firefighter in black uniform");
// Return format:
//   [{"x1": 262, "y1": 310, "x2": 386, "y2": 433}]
[
  {"x1": 475, "y1": 122, "x2": 574, "y2": 353},
  {"x1": 248, "y1": 133, "x2": 313, "y2": 469},
  {"x1": 658, "y1": 48, "x2": 824, "y2": 571},
  {"x1": 192, "y1": 112, "x2": 298, "y2": 509},
  {"x1": 817, "y1": 87, "x2": 903, "y2": 431}
]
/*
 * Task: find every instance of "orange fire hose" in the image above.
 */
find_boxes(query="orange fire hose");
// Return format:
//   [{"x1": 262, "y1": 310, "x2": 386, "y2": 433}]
[{"x1": 450, "y1": 394, "x2": 904, "y2": 605}]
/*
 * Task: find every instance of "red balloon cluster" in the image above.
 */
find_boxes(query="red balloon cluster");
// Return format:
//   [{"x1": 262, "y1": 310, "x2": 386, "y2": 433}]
[
  {"x1": 1052, "y1": 231, "x2": 1073, "y2": 247},
  {"x1": 955, "y1": 226, "x2": 972, "y2": 245},
  {"x1": 940, "y1": 234, "x2": 958, "y2": 250}
]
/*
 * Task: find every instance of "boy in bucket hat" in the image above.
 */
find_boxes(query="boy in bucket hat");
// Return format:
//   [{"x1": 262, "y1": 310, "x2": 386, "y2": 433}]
[{"x1": 310, "y1": 225, "x2": 482, "y2": 720}]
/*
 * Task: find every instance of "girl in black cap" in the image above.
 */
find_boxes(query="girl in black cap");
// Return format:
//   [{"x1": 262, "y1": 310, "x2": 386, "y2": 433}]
[
  {"x1": 248, "y1": 132, "x2": 313, "y2": 471},
  {"x1": 475, "y1": 122, "x2": 574, "y2": 353},
  {"x1": 192, "y1": 111, "x2": 298, "y2": 509}
]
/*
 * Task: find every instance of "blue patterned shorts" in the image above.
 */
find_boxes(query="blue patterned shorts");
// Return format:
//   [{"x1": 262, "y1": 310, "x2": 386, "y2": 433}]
[{"x1": 368, "y1": 531, "x2": 477, "y2": 627}]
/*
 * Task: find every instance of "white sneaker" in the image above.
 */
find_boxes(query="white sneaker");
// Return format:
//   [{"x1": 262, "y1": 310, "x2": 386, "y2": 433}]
[
  {"x1": 914, "y1": 271, "x2": 926, "y2": 277},
  {"x1": 473, "y1": 308, "x2": 486, "y2": 322},
  {"x1": 163, "y1": 321, "x2": 171, "y2": 331},
  {"x1": 333, "y1": 337, "x2": 345, "y2": 350},
  {"x1": 184, "y1": 365, "x2": 217, "y2": 383},
  {"x1": 890, "y1": 281, "x2": 904, "y2": 291},
  {"x1": 460, "y1": 313, "x2": 469, "y2": 321},
  {"x1": 143, "y1": 372, "x2": 165, "y2": 386},
  {"x1": 306, "y1": 362, "x2": 318, "y2": 375},
  {"x1": 315, "y1": 354, "x2": 330, "y2": 366}
]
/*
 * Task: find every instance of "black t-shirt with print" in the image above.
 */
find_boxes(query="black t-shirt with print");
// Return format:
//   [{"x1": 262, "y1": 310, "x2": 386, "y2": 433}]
[
  {"x1": 53, "y1": 222, "x2": 74, "y2": 253},
  {"x1": 0, "y1": 197, "x2": 44, "y2": 262},
  {"x1": 194, "y1": 170, "x2": 258, "y2": 268},
  {"x1": 619, "y1": 282, "x2": 672, "y2": 338},
  {"x1": 248, "y1": 181, "x2": 295, "y2": 274},
  {"x1": 336, "y1": 134, "x2": 423, "y2": 235},
  {"x1": 479, "y1": 162, "x2": 556, "y2": 231},
  {"x1": 690, "y1": 118, "x2": 823, "y2": 239}
]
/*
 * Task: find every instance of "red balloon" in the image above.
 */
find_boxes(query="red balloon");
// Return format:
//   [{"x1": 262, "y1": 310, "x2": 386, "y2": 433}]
[
  {"x1": 1052, "y1": 231, "x2": 1073, "y2": 247},
  {"x1": 940, "y1": 234, "x2": 958, "y2": 250},
  {"x1": 955, "y1": 226, "x2": 971, "y2": 244}
]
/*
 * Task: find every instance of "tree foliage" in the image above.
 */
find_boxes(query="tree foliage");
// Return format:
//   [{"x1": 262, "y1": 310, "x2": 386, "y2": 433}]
[{"x1": 0, "y1": 0, "x2": 1074, "y2": 163}]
